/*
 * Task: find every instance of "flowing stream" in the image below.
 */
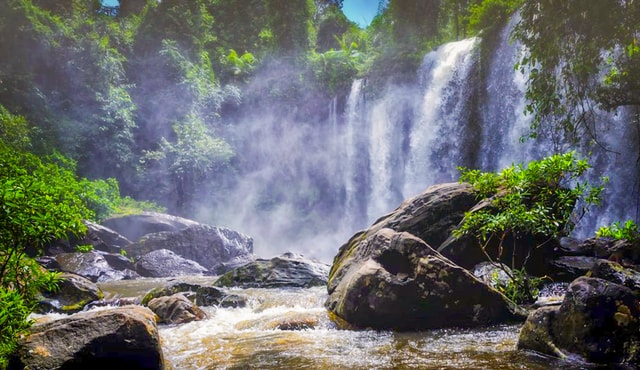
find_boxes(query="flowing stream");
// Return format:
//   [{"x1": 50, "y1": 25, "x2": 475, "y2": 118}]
[{"x1": 91, "y1": 280, "x2": 587, "y2": 370}]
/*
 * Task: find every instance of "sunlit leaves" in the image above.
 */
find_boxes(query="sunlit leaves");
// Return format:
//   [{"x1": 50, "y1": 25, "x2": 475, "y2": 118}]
[{"x1": 455, "y1": 152, "x2": 606, "y2": 242}]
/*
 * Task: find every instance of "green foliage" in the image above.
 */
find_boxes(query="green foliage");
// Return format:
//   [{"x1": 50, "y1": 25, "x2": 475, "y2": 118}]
[
  {"x1": 467, "y1": 0, "x2": 522, "y2": 34},
  {"x1": 596, "y1": 220, "x2": 640, "y2": 242},
  {"x1": 309, "y1": 35, "x2": 362, "y2": 95},
  {"x1": 0, "y1": 142, "x2": 90, "y2": 365},
  {"x1": 75, "y1": 244, "x2": 94, "y2": 253},
  {"x1": 456, "y1": 152, "x2": 606, "y2": 242},
  {"x1": 455, "y1": 152, "x2": 606, "y2": 304},
  {"x1": 0, "y1": 105, "x2": 31, "y2": 151},
  {"x1": 491, "y1": 267, "x2": 547, "y2": 304},
  {"x1": 0, "y1": 287, "x2": 31, "y2": 368},
  {"x1": 512, "y1": 0, "x2": 640, "y2": 141},
  {"x1": 222, "y1": 49, "x2": 257, "y2": 82}
]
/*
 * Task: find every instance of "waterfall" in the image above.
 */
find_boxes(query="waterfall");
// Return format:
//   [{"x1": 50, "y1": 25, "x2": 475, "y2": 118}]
[
  {"x1": 404, "y1": 37, "x2": 479, "y2": 196},
  {"x1": 209, "y1": 17, "x2": 638, "y2": 262},
  {"x1": 342, "y1": 79, "x2": 367, "y2": 230}
]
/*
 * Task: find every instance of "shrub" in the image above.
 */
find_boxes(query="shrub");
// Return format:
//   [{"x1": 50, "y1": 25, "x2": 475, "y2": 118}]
[
  {"x1": 454, "y1": 152, "x2": 607, "y2": 303},
  {"x1": 596, "y1": 220, "x2": 640, "y2": 242}
]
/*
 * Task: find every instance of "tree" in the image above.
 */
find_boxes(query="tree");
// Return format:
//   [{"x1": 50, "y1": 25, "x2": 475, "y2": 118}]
[
  {"x1": 512, "y1": 0, "x2": 640, "y2": 140},
  {"x1": 266, "y1": 0, "x2": 315, "y2": 57}
]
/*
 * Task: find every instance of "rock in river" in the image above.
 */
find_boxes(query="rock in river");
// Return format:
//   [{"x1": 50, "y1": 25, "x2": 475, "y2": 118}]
[
  {"x1": 9, "y1": 306, "x2": 165, "y2": 370},
  {"x1": 325, "y1": 228, "x2": 520, "y2": 330}
]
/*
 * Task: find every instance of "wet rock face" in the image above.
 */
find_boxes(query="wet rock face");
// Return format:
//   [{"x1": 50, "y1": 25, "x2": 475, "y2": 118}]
[
  {"x1": 325, "y1": 228, "x2": 519, "y2": 331},
  {"x1": 141, "y1": 282, "x2": 247, "y2": 308},
  {"x1": 134, "y1": 249, "x2": 210, "y2": 277},
  {"x1": 53, "y1": 252, "x2": 132, "y2": 282},
  {"x1": 518, "y1": 276, "x2": 640, "y2": 366},
  {"x1": 127, "y1": 224, "x2": 255, "y2": 273},
  {"x1": 214, "y1": 252, "x2": 330, "y2": 289},
  {"x1": 36, "y1": 273, "x2": 103, "y2": 314},
  {"x1": 147, "y1": 293, "x2": 207, "y2": 324},
  {"x1": 10, "y1": 306, "x2": 165, "y2": 370},
  {"x1": 101, "y1": 212, "x2": 200, "y2": 242}
]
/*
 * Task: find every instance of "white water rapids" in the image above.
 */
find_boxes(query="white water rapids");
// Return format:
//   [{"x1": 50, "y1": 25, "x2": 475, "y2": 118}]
[{"x1": 87, "y1": 279, "x2": 585, "y2": 370}]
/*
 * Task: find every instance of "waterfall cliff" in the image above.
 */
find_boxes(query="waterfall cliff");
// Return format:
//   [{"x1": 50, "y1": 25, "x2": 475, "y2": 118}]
[{"x1": 209, "y1": 21, "x2": 638, "y2": 261}]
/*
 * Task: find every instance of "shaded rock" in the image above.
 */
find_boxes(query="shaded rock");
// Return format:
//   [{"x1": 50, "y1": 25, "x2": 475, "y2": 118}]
[
  {"x1": 147, "y1": 293, "x2": 207, "y2": 324},
  {"x1": 517, "y1": 306, "x2": 567, "y2": 359},
  {"x1": 438, "y1": 198, "x2": 561, "y2": 274},
  {"x1": 101, "y1": 251, "x2": 136, "y2": 271},
  {"x1": 589, "y1": 259, "x2": 640, "y2": 295},
  {"x1": 101, "y1": 212, "x2": 200, "y2": 241},
  {"x1": 44, "y1": 220, "x2": 131, "y2": 255},
  {"x1": 215, "y1": 252, "x2": 329, "y2": 288},
  {"x1": 558, "y1": 237, "x2": 640, "y2": 265},
  {"x1": 36, "y1": 273, "x2": 103, "y2": 314},
  {"x1": 141, "y1": 282, "x2": 246, "y2": 308},
  {"x1": 54, "y1": 252, "x2": 130, "y2": 282},
  {"x1": 81, "y1": 220, "x2": 132, "y2": 253},
  {"x1": 127, "y1": 224, "x2": 254, "y2": 272},
  {"x1": 9, "y1": 306, "x2": 165, "y2": 370},
  {"x1": 549, "y1": 256, "x2": 599, "y2": 282},
  {"x1": 326, "y1": 228, "x2": 521, "y2": 330},
  {"x1": 134, "y1": 249, "x2": 209, "y2": 278},
  {"x1": 473, "y1": 261, "x2": 513, "y2": 289},
  {"x1": 36, "y1": 255, "x2": 61, "y2": 270},
  {"x1": 518, "y1": 277, "x2": 640, "y2": 365}
]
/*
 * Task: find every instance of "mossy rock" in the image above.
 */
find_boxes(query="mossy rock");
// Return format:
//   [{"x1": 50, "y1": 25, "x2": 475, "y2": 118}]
[{"x1": 37, "y1": 273, "x2": 103, "y2": 314}]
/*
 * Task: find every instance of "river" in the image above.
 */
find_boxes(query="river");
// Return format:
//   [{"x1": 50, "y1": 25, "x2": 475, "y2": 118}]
[{"x1": 93, "y1": 278, "x2": 591, "y2": 370}]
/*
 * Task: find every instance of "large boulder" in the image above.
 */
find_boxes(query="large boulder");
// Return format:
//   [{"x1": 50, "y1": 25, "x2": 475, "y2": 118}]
[
  {"x1": 101, "y1": 212, "x2": 200, "y2": 241},
  {"x1": 44, "y1": 220, "x2": 131, "y2": 255},
  {"x1": 53, "y1": 252, "x2": 131, "y2": 282},
  {"x1": 134, "y1": 249, "x2": 210, "y2": 277},
  {"x1": 127, "y1": 224, "x2": 254, "y2": 272},
  {"x1": 518, "y1": 277, "x2": 640, "y2": 365},
  {"x1": 326, "y1": 228, "x2": 520, "y2": 330},
  {"x1": 36, "y1": 273, "x2": 103, "y2": 314},
  {"x1": 214, "y1": 252, "x2": 330, "y2": 288},
  {"x1": 589, "y1": 259, "x2": 640, "y2": 295},
  {"x1": 147, "y1": 293, "x2": 207, "y2": 324},
  {"x1": 367, "y1": 182, "x2": 478, "y2": 249},
  {"x1": 9, "y1": 306, "x2": 165, "y2": 370}
]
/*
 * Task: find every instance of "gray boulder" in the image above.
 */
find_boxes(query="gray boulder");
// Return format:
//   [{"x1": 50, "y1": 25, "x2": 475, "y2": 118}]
[
  {"x1": 53, "y1": 252, "x2": 130, "y2": 282},
  {"x1": 127, "y1": 224, "x2": 254, "y2": 272},
  {"x1": 147, "y1": 293, "x2": 207, "y2": 324},
  {"x1": 9, "y1": 306, "x2": 165, "y2": 370},
  {"x1": 36, "y1": 273, "x2": 103, "y2": 314},
  {"x1": 44, "y1": 220, "x2": 131, "y2": 255},
  {"x1": 134, "y1": 249, "x2": 210, "y2": 277},
  {"x1": 101, "y1": 212, "x2": 200, "y2": 241},
  {"x1": 215, "y1": 252, "x2": 329, "y2": 288},
  {"x1": 325, "y1": 228, "x2": 520, "y2": 330},
  {"x1": 518, "y1": 277, "x2": 640, "y2": 365}
]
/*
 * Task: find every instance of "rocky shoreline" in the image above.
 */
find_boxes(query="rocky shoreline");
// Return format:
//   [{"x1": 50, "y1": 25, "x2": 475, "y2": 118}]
[{"x1": 10, "y1": 185, "x2": 640, "y2": 368}]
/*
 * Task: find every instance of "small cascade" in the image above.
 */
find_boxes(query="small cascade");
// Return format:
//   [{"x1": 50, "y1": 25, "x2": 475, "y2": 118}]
[
  {"x1": 478, "y1": 15, "x2": 542, "y2": 171},
  {"x1": 341, "y1": 79, "x2": 368, "y2": 230},
  {"x1": 366, "y1": 85, "x2": 412, "y2": 220},
  {"x1": 404, "y1": 37, "x2": 480, "y2": 197}
]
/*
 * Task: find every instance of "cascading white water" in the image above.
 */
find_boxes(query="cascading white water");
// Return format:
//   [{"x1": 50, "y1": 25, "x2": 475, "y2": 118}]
[
  {"x1": 404, "y1": 37, "x2": 479, "y2": 196},
  {"x1": 342, "y1": 79, "x2": 366, "y2": 230},
  {"x1": 208, "y1": 15, "x2": 637, "y2": 263}
]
